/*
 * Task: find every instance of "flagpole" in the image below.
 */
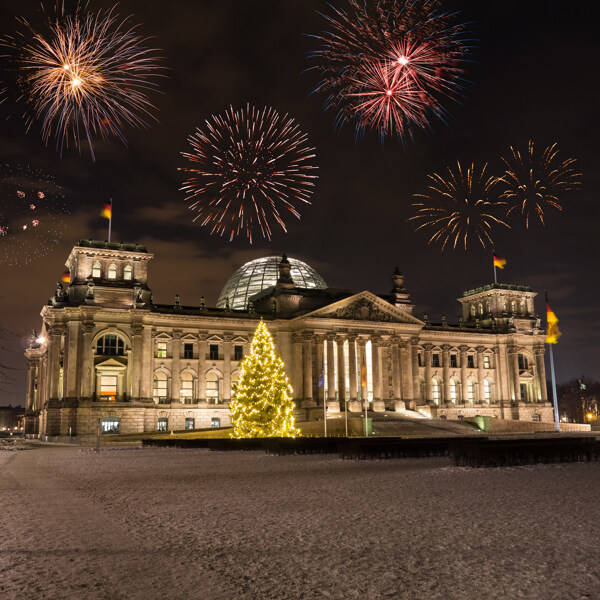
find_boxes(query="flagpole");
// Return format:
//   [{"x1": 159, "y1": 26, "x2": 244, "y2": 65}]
[
  {"x1": 108, "y1": 198, "x2": 113, "y2": 242},
  {"x1": 344, "y1": 394, "x2": 348, "y2": 438},
  {"x1": 493, "y1": 263, "x2": 497, "y2": 284},
  {"x1": 363, "y1": 354, "x2": 368, "y2": 437},
  {"x1": 549, "y1": 344, "x2": 560, "y2": 433}
]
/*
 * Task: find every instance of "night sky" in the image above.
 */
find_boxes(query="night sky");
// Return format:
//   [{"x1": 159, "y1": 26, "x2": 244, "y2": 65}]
[{"x1": 0, "y1": 0, "x2": 598, "y2": 406}]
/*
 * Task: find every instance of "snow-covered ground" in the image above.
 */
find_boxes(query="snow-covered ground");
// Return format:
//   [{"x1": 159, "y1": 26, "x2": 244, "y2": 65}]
[{"x1": 1, "y1": 445, "x2": 599, "y2": 600}]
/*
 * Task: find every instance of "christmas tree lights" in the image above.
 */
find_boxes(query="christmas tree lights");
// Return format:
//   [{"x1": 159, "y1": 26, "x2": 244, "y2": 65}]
[{"x1": 230, "y1": 319, "x2": 300, "y2": 438}]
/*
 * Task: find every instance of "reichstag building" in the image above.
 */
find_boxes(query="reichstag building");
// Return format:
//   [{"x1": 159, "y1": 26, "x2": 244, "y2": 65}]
[{"x1": 24, "y1": 239, "x2": 554, "y2": 436}]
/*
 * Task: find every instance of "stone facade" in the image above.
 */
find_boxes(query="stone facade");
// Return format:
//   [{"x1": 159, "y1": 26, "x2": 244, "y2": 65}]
[{"x1": 24, "y1": 241, "x2": 554, "y2": 437}]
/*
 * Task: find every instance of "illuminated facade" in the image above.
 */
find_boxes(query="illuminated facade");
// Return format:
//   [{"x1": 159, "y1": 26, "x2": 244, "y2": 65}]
[{"x1": 24, "y1": 240, "x2": 554, "y2": 437}]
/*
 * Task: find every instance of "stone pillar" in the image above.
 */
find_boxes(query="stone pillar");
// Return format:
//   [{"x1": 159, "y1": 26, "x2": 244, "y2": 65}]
[
  {"x1": 459, "y1": 345, "x2": 469, "y2": 404},
  {"x1": 336, "y1": 335, "x2": 346, "y2": 404},
  {"x1": 476, "y1": 346, "x2": 486, "y2": 403},
  {"x1": 347, "y1": 334, "x2": 358, "y2": 401},
  {"x1": 371, "y1": 336, "x2": 381, "y2": 401},
  {"x1": 410, "y1": 339, "x2": 420, "y2": 401},
  {"x1": 315, "y1": 335, "x2": 325, "y2": 406},
  {"x1": 400, "y1": 340, "x2": 413, "y2": 403},
  {"x1": 47, "y1": 326, "x2": 63, "y2": 401},
  {"x1": 81, "y1": 322, "x2": 95, "y2": 399},
  {"x1": 223, "y1": 334, "x2": 232, "y2": 402},
  {"x1": 356, "y1": 338, "x2": 367, "y2": 400},
  {"x1": 424, "y1": 344, "x2": 432, "y2": 403},
  {"x1": 391, "y1": 337, "x2": 402, "y2": 400},
  {"x1": 302, "y1": 333, "x2": 314, "y2": 405},
  {"x1": 535, "y1": 345, "x2": 548, "y2": 402},
  {"x1": 292, "y1": 333, "x2": 304, "y2": 400},
  {"x1": 25, "y1": 360, "x2": 35, "y2": 411},
  {"x1": 442, "y1": 344, "x2": 451, "y2": 404},
  {"x1": 64, "y1": 321, "x2": 80, "y2": 399},
  {"x1": 139, "y1": 327, "x2": 153, "y2": 402},
  {"x1": 198, "y1": 334, "x2": 207, "y2": 402},
  {"x1": 509, "y1": 346, "x2": 521, "y2": 402},
  {"x1": 131, "y1": 323, "x2": 143, "y2": 400},
  {"x1": 117, "y1": 371, "x2": 125, "y2": 401},
  {"x1": 326, "y1": 334, "x2": 336, "y2": 401},
  {"x1": 170, "y1": 330, "x2": 182, "y2": 402}
]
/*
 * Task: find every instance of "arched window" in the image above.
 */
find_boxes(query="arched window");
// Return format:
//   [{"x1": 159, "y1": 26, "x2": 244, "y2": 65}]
[
  {"x1": 470, "y1": 304, "x2": 476, "y2": 317},
  {"x1": 180, "y1": 372, "x2": 194, "y2": 404},
  {"x1": 92, "y1": 262, "x2": 102, "y2": 278},
  {"x1": 96, "y1": 334, "x2": 125, "y2": 356},
  {"x1": 511, "y1": 300, "x2": 517, "y2": 313},
  {"x1": 206, "y1": 372, "x2": 221, "y2": 404},
  {"x1": 485, "y1": 301, "x2": 491, "y2": 313},
  {"x1": 467, "y1": 379, "x2": 476, "y2": 402},
  {"x1": 519, "y1": 299, "x2": 526, "y2": 314},
  {"x1": 153, "y1": 372, "x2": 168, "y2": 403},
  {"x1": 108, "y1": 264, "x2": 117, "y2": 279},
  {"x1": 484, "y1": 379, "x2": 492, "y2": 402},
  {"x1": 502, "y1": 300, "x2": 508, "y2": 312},
  {"x1": 123, "y1": 265, "x2": 133, "y2": 280},
  {"x1": 478, "y1": 303, "x2": 484, "y2": 315},
  {"x1": 449, "y1": 378, "x2": 458, "y2": 403},
  {"x1": 431, "y1": 378, "x2": 441, "y2": 404}
]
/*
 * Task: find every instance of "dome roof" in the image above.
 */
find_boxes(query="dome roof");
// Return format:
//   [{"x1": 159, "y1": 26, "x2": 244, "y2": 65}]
[{"x1": 217, "y1": 255, "x2": 327, "y2": 310}]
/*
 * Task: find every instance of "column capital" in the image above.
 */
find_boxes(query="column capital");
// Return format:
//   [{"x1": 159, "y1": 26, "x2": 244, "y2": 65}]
[
  {"x1": 370, "y1": 334, "x2": 382, "y2": 344},
  {"x1": 82, "y1": 321, "x2": 96, "y2": 335},
  {"x1": 459, "y1": 345, "x2": 469, "y2": 353},
  {"x1": 325, "y1": 333, "x2": 337, "y2": 342},
  {"x1": 476, "y1": 345, "x2": 486, "y2": 354},
  {"x1": 198, "y1": 332, "x2": 208, "y2": 342},
  {"x1": 222, "y1": 333, "x2": 233, "y2": 342},
  {"x1": 409, "y1": 336, "x2": 420, "y2": 345},
  {"x1": 346, "y1": 332, "x2": 359, "y2": 342},
  {"x1": 335, "y1": 334, "x2": 347, "y2": 344},
  {"x1": 533, "y1": 345, "x2": 545, "y2": 356},
  {"x1": 48, "y1": 324, "x2": 67, "y2": 336},
  {"x1": 356, "y1": 337, "x2": 367, "y2": 348},
  {"x1": 172, "y1": 329, "x2": 183, "y2": 340},
  {"x1": 314, "y1": 334, "x2": 326, "y2": 344},
  {"x1": 389, "y1": 335, "x2": 401, "y2": 345},
  {"x1": 291, "y1": 332, "x2": 303, "y2": 344},
  {"x1": 423, "y1": 343, "x2": 433, "y2": 352},
  {"x1": 442, "y1": 344, "x2": 452, "y2": 352},
  {"x1": 378, "y1": 338, "x2": 391, "y2": 348}
]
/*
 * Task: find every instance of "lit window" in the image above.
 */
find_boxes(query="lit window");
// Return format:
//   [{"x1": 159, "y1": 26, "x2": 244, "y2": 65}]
[
  {"x1": 96, "y1": 334, "x2": 125, "y2": 356},
  {"x1": 502, "y1": 300, "x2": 508, "y2": 312},
  {"x1": 206, "y1": 372, "x2": 221, "y2": 403},
  {"x1": 470, "y1": 305, "x2": 476, "y2": 317},
  {"x1": 101, "y1": 418, "x2": 120, "y2": 434},
  {"x1": 511, "y1": 301, "x2": 517, "y2": 313},
  {"x1": 431, "y1": 379, "x2": 441, "y2": 404},
  {"x1": 211, "y1": 417, "x2": 221, "y2": 428},
  {"x1": 467, "y1": 355, "x2": 475, "y2": 369},
  {"x1": 209, "y1": 344, "x2": 219, "y2": 360},
  {"x1": 108, "y1": 264, "x2": 117, "y2": 279},
  {"x1": 449, "y1": 379, "x2": 458, "y2": 403},
  {"x1": 180, "y1": 372, "x2": 194, "y2": 403},
  {"x1": 185, "y1": 418, "x2": 195, "y2": 430},
  {"x1": 183, "y1": 343, "x2": 194, "y2": 359},
  {"x1": 157, "y1": 417, "x2": 168, "y2": 432},
  {"x1": 124, "y1": 265, "x2": 133, "y2": 280},
  {"x1": 157, "y1": 342, "x2": 167, "y2": 358},
  {"x1": 467, "y1": 380, "x2": 476, "y2": 402},
  {"x1": 92, "y1": 262, "x2": 102, "y2": 278},
  {"x1": 484, "y1": 379, "x2": 492, "y2": 402},
  {"x1": 100, "y1": 374, "x2": 118, "y2": 402},
  {"x1": 478, "y1": 303, "x2": 484, "y2": 315},
  {"x1": 153, "y1": 372, "x2": 168, "y2": 403},
  {"x1": 450, "y1": 354, "x2": 458, "y2": 368},
  {"x1": 432, "y1": 353, "x2": 440, "y2": 368},
  {"x1": 520, "y1": 300, "x2": 526, "y2": 314},
  {"x1": 234, "y1": 345, "x2": 243, "y2": 361},
  {"x1": 483, "y1": 355, "x2": 491, "y2": 369},
  {"x1": 532, "y1": 413, "x2": 541, "y2": 422},
  {"x1": 485, "y1": 301, "x2": 491, "y2": 313}
]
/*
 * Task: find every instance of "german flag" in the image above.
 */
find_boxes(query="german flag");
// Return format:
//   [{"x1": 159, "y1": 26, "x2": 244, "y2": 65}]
[
  {"x1": 100, "y1": 202, "x2": 112, "y2": 220},
  {"x1": 61, "y1": 270, "x2": 70, "y2": 284},
  {"x1": 361, "y1": 355, "x2": 366, "y2": 389},
  {"x1": 546, "y1": 301, "x2": 561, "y2": 344},
  {"x1": 493, "y1": 253, "x2": 506, "y2": 269}
]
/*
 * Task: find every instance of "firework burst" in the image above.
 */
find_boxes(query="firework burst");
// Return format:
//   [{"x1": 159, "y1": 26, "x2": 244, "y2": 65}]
[
  {"x1": 497, "y1": 140, "x2": 581, "y2": 227},
  {"x1": 179, "y1": 104, "x2": 318, "y2": 243},
  {"x1": 2, "y1": 5, "x2": 163, "y2": 161},
  {"x1": 409, "y1": 162, "x2": 509, "y2": 251},
  {"x1": 0, "y1": 163, "x2": 69, "y2": 266},
  {"x1": 310, "y1": 0, "x2": 473, "y2": 142}
]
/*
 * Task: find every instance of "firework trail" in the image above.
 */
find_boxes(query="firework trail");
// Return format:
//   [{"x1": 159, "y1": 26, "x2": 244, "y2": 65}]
[
  {"x1": 1, "y1": 5, "x2": 163, "y2": 161},
  {"x1": 0, "y1": 163, "x2": 69, "y2": 266},
  {"x1": 310, "y1": 0, "x2": 473, "y2": 142},
  {"x1": 409, "y1": 162, "x2": 509, "y2": 251},
  {"x1": 179, "y1": 104, "x2": 318, "y2": 243},
  {"x1": 497, "y1": 140, "x2": 581, "y2": 227}
]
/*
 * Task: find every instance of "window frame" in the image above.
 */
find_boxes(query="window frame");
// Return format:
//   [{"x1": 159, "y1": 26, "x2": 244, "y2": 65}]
[
  {"x1": 107, "y1": 264, "x2": 117, "y2": 280},
  {"x1": 156, "y1": 342, "x2": 167, "y2": 359},
  {"x1": 209, "y1": 344, "x2": 219, "y2": 360},
  {"x1": 183, "y1": 343, "x2": 194, "y2": 359},
  {"x1": 123, "y1": 265, "x2": 133, "y2": 280}
]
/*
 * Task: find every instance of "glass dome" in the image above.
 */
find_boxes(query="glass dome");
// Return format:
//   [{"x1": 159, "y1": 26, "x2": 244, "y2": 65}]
[{"x1": 217, "y1": 255, "x2": 327, "y2": 310}]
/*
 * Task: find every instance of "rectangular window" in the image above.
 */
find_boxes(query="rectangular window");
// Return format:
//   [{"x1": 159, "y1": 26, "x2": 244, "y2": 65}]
[
  {"x1": 467, "y1": 355, "x2": 475, "y2": 369},
  {"x1": 206, "y1": 378, "x2": 220, "y2": 403},
  {"x1": 211, "y1": 417, "x2": 221, "y2": 429},
  {"x1": 100, "y1": 374, "x2": 118, "y2": 402},
  {"x1": 183, "y1": 343, "x2": 194, "y2": 359},
  {"x1": 417, "y1": 352, "x2": 423, "y2": 367},
  {"x1": 518, "y1": 354, "x2": 529, "y2": 370},
  {"x1": 209, "y1": 344, "x2": 219, "y2": 360},
  {"x1": 180, "y1": 378, "x2": 194, "y2": 403},
  {"x1": 185, "y1": 418, "x2": 195, "y2": 430},
  {"x1": 234, "y1": 345, "x2": 243, "y2": 361},
  {"x1": 432, "y1": 354, "x2": 440, "y2": 368},
  {"x1": 520, "y1": 383, "x2": 529, "y2": 402},
  {"x1": 450, "y1": 354, "x2": 458, "y2": 368},
  {"x1": 532, "y1": 414, "x2": 541, "y2": 422},
  {"x1": 101, "y1": 418, "x2": 120, "y2": 434},
  {"x1": 157, "y1": 342, "x2": 167, "y2": 358},
  {"x1": 157, "y1": 418, "x2": 168, "y2": 432},
  {"x1": 483, "y1": 355, "x2": 491, "y2": 369}
]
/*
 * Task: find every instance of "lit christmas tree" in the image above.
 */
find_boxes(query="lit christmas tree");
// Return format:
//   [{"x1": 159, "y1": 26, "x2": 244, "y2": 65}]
[{"x1": 230, "y1": 319, "x2": 300, "y2": 438}]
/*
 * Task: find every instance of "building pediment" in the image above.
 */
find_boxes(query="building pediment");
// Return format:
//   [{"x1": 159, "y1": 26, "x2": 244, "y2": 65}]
[
  {"x1": 301, "y1": 291, "x2": 423, "y2": 325},
  {"x1": 95, "y1": 357, "x2": 127, "y2": 371}
]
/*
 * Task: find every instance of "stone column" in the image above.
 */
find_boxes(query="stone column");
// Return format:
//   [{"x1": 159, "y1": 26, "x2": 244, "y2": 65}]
[
  {"x1": 336, "y1": 335, "x2": 346, "y2": 404},
  {"x1": 400, "y1": 340, "x2": 413, "y2": 402},
  {"x1": 347, "y1": 334, "x2": 358, "y2": 401},
  {"x1": 535, "y1": 345, "x2": 548, "y2": 402},
  {"x1": 117, "y1": 371, "x2": 125, "y2": 401},
  {"x1": 131, "y1": 323, "x2": 143, "y2": 400},
  {"x1": 302, "y1": 333, "x2": 314, "y2": 405},
  {"x1": 356, "y1": 337, "x2": 367, "y2": 400},
  {"x1": 442, "y1": 344, "x2": 451, "y2": 404},
  {"x1": 476, "y1": 346, "x2": 486, "y2": 403},
  {"x1": 25, "y1": 360, "x2": 35, "y2": 411},
  {"x1": 292, "y1": 333, "x2": 304, "y2": 401},
  {"x1": 223, "y1": 334, "x2": 232, "y2": 402},
  {"x1": 371, "y1": 336, "x2": 381, "y2": 401},
  {"x1": 171, "y1": 330, "x2": 182, "y2": 402},
  {"x1": 139, "y1": 327, "x2": 154, "y2": 402},
  {"x1": 197, "y1": 334, "x2": 207, "y2": 402},
  {"x1": 410, "y1": 338, "x2": 420, "y2": 401},
  {"x1": 326, "y1": 334, "x2": 336, "y2": 401},
  {"x1": 509, "y1": 346, "x2": 521, "y2": 402},
  {"x1": 391, "y1": 337, "x2": 402, "y2": 400},
  {"x1": 64, "y1": 321, "x2": 80, "y2": 399},
  {"x1": 80, "y1": 322, "x2": 95, "y2": 399},
  {"x1": 459, "y1": 345, "x2": 469, "y2": 404},
  {"x1": 315, "y1": 335, "x2": 325, "y2": 406},
  {"x1": 47, "y1": 326, "x2": 64, "y2": 401},
  {"x1": 424, "y1": 344, "x2": 433, "y2": 403}
]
